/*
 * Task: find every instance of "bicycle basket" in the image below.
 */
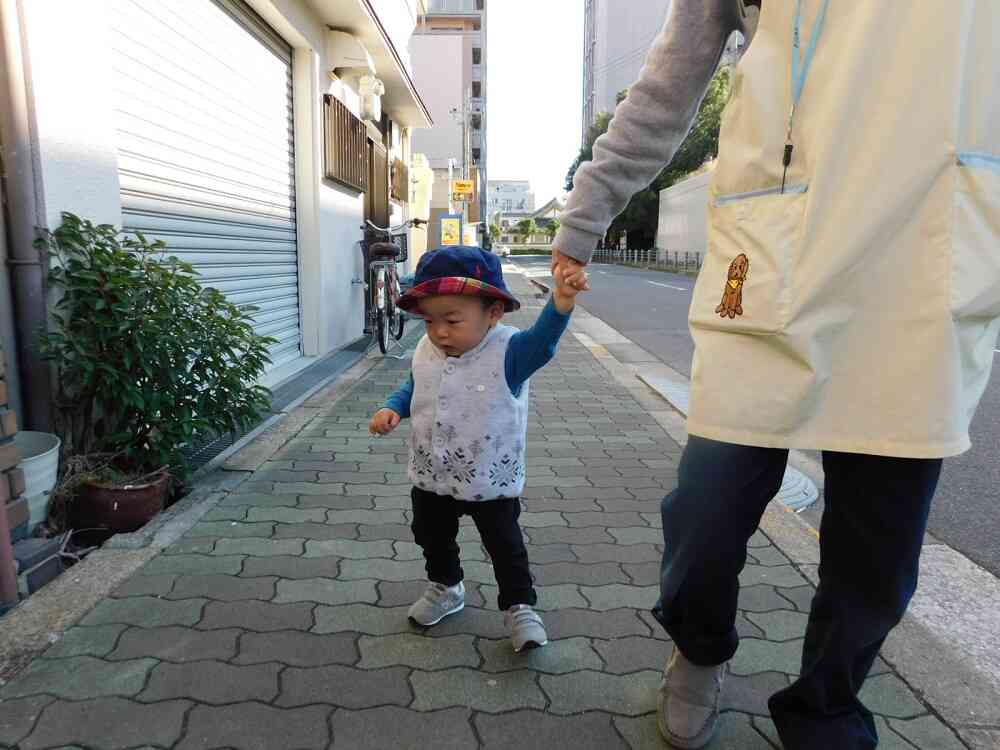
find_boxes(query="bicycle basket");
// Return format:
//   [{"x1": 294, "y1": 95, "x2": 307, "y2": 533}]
[{"x1": 392, "y1": 232, "x2": 409, "y2": 264}]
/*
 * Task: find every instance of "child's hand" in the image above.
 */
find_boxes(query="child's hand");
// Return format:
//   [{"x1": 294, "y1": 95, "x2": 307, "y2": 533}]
[
  {"x1": 551, "y1": 262, "x2": 589, "y2": 313},
  {"x1": 369, "y1": 408, "x2": 401, "y2": 436}
]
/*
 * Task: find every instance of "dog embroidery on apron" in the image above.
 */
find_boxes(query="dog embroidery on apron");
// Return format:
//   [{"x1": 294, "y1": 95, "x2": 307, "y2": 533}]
[{"x1": 716, "y1": 254, "x2": 750, "y2": 319}]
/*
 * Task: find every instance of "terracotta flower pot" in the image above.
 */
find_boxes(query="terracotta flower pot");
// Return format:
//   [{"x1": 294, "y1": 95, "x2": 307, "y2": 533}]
[{"x1": 72, "y1": 471, "x2": 170, "y2": 534}]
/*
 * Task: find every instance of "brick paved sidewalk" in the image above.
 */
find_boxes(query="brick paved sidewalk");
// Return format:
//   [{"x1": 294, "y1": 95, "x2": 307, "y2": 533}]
[{"x1": 0, "y1": 274, "x2": 967, "y2": 749}]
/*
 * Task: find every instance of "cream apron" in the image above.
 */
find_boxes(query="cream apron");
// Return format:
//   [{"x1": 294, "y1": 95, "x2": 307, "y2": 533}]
[{"x1": 687, "y1": 0, "x2": 1000, "y2": 458}]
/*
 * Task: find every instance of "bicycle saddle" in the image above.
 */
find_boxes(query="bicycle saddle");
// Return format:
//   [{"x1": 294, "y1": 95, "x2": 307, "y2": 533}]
[{"x1": 369, "y1": 242, "x2": 401, "y2": 258}]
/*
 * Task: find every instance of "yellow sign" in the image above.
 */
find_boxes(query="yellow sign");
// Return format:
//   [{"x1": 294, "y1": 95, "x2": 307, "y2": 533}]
[
  {"x1": 440, "y1": 216, "x2": 462, "y2": 246},
  {"x1": 451, "y1": 179, "x2": 475, "y2": 201},
  {"x1": 462, "y1": 225, "x2": 479, "y2": 247}
]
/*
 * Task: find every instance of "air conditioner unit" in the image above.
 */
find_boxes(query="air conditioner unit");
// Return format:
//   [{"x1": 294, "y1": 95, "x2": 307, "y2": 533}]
[{"x1": 327, "y1": 30, "x2": 376, "y2": 76}]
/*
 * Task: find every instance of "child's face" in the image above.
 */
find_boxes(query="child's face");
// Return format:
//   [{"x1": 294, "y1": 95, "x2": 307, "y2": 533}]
[{"x1": 418, "y1": 295, "x2": 504, "y2": 357}]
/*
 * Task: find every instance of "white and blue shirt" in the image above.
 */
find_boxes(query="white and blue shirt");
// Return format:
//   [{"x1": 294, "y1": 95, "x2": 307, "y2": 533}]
[{"x1": 384, "y1": 298, "x2": 570, "y2": 501}]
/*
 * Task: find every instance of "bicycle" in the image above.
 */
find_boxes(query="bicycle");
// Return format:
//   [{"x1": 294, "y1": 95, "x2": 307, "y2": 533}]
[{"x1": 360, "y1": 218, "x2": 426, "y2": 354}]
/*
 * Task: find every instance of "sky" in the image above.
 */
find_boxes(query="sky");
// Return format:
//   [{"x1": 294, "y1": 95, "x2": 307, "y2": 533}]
[{"x1": 487, "y1": 0, "x2": 584, "y2": 205}]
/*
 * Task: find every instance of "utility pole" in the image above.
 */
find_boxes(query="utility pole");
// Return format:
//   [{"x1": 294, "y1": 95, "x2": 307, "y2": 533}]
[
  {"x1": 461, "y1": 87, "x2": 471, "y2": 226},
  {"x1": 447, "y1": 158, "x2": 456, "y2": 215}
]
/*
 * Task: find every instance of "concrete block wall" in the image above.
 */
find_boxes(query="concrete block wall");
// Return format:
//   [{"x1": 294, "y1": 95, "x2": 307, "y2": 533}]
[{"x1": 0, "y1": 344, "x2": 24, "y2": 610}]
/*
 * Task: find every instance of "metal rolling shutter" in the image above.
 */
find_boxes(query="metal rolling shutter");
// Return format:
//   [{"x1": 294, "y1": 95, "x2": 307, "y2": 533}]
[{"x1": 110, "y1": 0, "x2": 301, "y2": 371}]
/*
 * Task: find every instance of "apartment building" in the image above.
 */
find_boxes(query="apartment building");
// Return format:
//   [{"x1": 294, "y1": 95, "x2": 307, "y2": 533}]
[
  {"x1": 487, "y1": 180, "x2": 535, "y2": 219},
  {"x1": 582, "y1": 0, "x2": 742, "y2": 140},
  {"x1": 410, "y1": 0, "x2": 488, "y2": 247},
  {"x1": 583, "y1": 0, "x2": 673, "y2": 139}
]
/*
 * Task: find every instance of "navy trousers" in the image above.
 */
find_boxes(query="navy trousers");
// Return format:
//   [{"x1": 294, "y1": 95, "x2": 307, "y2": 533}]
[{"x1": 652, "y1": 436, "x2": 942, "y2": 750}]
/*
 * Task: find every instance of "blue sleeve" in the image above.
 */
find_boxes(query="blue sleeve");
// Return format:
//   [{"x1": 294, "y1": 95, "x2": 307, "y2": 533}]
[
  {"x1": 505, "y1": 297, "x2": 572, "y2": 396},
  {"x1": 383, "y1": 373, "x2": 414, "y2": 418}
]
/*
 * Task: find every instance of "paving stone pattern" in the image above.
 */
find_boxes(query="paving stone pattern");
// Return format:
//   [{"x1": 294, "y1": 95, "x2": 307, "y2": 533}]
[{"x1": 0, "y1": 277, "x2": 962, "y2": 749}]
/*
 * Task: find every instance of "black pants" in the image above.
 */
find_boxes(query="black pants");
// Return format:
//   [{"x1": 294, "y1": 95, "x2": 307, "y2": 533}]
[
  {"x1": 410, "y1": 487, "x2": 537, "y2": 610},
  {"x1": 652, "y1": 436, "x2": 942, "y2": 750}
]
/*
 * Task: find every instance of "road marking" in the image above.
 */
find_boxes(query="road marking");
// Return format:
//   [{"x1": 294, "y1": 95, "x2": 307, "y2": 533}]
[{"x1": 647, "y1": 280, "x2": 689, "y2": 292}]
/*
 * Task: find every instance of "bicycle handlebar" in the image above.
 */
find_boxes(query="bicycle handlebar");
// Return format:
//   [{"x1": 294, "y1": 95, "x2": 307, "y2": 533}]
[{"x1": 364, "y1": 218, "x2": 427, "y2": 233}]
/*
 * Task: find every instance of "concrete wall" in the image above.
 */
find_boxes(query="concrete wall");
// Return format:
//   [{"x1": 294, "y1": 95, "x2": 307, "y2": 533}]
[
  {"x1": 15, "y1": 0, "x2": 123, "y2": 229},
  {"x1": 656, "y1": 171, "x2": 711, "y2": 257}
]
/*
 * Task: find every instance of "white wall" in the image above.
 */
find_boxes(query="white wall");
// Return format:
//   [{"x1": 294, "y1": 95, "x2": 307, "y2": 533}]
[
  {"x1": 17, "y1": 0, "x2": 122, "y2": 228},
  {"x1": 408, "y1": 34, "x2": 465, "y2": 169},
  {"x1": 656, "y1": 171, "x2": 711, "y2": 256}
]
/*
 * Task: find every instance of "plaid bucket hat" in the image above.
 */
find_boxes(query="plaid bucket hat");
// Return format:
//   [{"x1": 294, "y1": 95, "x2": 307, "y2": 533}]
[{"x1": 397, "y1": 246, "x2": 521, "y2": 312}]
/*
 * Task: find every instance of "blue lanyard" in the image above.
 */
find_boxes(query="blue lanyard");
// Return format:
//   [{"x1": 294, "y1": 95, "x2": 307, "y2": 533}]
[
  {"x1": 782, "y1": 0, "x2": 831, "y2": 191},
  {"x1": 790, "y1": 0, "x2": 831, "y2": 124}
]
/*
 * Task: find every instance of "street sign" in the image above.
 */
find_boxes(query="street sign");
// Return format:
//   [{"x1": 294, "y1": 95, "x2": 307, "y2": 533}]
[
  {"x1": 451, "y1": 179, "x2": 475, "y2": 202},
  {"x1": 440, "y1": 214, "x2": 463, "y2": 246}
]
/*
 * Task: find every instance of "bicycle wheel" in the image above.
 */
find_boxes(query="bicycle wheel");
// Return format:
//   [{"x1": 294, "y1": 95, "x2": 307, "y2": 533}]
[
  {"x1": 391, "y1": 276, "x2": 405, "y2": 340},
  {"x1": 375, "y1": 268, "x2": 390, "y2": 354},
  {"x1": 392, "y1": 304, "x2": 405, "y2": 340}
]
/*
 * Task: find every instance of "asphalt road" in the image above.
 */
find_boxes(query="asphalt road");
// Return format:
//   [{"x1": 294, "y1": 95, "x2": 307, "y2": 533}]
[{"x1": 514, "y1": 255, "x2": 1000, "y2": 577}]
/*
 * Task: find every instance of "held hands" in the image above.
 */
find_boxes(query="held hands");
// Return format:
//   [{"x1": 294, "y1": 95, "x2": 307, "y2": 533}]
[
  {"x1": 551, "y1": 249, "x2": 590, "y2": 313},
  {"x1": 369, "y1": 408, "x2": 401, "y2": 436}
]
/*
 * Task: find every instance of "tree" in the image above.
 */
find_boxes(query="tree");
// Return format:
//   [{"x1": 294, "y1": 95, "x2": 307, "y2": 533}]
[
  {"x1": 565, "y1": 70, "x2": 731, "y2": 248},
  {"x1": 515, "y1": 219, "x2": 538, "y2": 245},
  {"x1": 489, "y1": 223, "x2": 501, "y2": 242},
  {"x1": 543, "y1": 218, "x2": 561, "y2": 242}
]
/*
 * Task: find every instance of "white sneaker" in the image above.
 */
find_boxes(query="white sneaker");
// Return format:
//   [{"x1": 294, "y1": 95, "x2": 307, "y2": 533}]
[
  {"x1": 657, "y1": 647, "x2": 726, "y2": 749},
  {"x1": 408, "y1": 581, "x2": 465, "y2": 626},
  {"x1": 505, "y1": 604, "x2": 548, "y2": 652}
]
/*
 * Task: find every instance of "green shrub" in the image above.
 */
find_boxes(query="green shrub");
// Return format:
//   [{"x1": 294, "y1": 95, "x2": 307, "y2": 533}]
[{"x1": 38, "y1": 213, "x2": 274, "y2": 478}]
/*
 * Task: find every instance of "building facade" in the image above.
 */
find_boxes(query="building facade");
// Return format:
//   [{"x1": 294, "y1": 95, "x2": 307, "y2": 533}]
[
  {"x1": 0, "y1": 0, "x2": 434, "y2": 426},
  {"x1": 499, "y1": 197, "x2": 565, "y2": 246},
  {"x1": 487, "y1": 180, "x2": 535, "y2": 219},
  {"x1": 582, "y1": 0, "x2": 673, "y2": 140},
  {"x1": 410, "y1": 0, "x2": 487, "y2": 248},
  {"x1": 582, "y1": 0, "x2": 743, "y2": 140}
]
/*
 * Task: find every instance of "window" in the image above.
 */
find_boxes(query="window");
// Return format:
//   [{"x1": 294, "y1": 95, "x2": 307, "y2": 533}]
[
  {"x1": 323, "y1": 94, "x2": 367, "y2": 192},
  {"x1": 471, "y1": 148, "x2": 481, "y2": 164},
  {"x1": 472, "y1": 81, "x2": 482, "y2": 98},
  {"x1": 472, "y1": 47, "x2": 482, "y2": 65},
  {"x1": 470, "y1": 114, "x2": 481, "y2": 131}
]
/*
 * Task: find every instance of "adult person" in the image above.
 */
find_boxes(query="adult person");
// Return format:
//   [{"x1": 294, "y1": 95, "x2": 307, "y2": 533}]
[{"x1": 552, "y1": 1, "x2": 1000, "y2": 748}]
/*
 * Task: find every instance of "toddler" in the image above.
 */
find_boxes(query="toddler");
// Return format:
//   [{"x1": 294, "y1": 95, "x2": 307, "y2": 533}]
[{"x1": 369, "y1": 246, "x2": 585, "y2": 651}]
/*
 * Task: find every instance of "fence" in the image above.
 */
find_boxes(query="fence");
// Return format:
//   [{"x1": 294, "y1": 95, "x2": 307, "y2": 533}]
[{"x1": 591, "y1": 247, "x2": 703, "y2": 274}]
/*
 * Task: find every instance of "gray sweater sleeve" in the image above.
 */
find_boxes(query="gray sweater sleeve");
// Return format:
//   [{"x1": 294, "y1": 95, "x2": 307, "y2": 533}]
[{"x1": 555, "y1": 0, "x2": 747, "y2": 263}]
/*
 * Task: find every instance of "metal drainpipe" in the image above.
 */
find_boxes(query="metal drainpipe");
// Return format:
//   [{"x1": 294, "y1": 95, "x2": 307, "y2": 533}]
[{"x1": 0, "y1": 0, "x2": 53, "y2": 433}]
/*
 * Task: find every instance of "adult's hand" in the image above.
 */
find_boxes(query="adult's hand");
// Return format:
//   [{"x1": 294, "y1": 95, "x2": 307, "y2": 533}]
[{"x1": 551, "y1": 249, "x2": 591, "y2": 291}]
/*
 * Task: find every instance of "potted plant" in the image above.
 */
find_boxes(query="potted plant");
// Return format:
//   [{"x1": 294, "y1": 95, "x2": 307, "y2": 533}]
[{"x1": 37, "y1": 214, "x2": 275, "y2": 533}]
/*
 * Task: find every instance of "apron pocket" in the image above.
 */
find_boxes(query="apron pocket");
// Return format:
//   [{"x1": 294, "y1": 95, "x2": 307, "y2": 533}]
[
  {"x1": 952, "y1": 155, "x2": 1000, "y2": 319},
  {"x1": 689, "y1": 185, "x2": 809, "y2": 335}
]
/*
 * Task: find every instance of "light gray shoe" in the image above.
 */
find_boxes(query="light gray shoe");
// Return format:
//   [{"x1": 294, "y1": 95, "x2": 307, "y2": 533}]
[
  {"x1": 657, "y1": 647, "x2": 726, "y2": 749},
  {"x1": 408, "y1": 581, "x2": 465, "y2": 626},
  {"x1": 505, "y1": 604, "x2": 548, "y2": 652}
]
